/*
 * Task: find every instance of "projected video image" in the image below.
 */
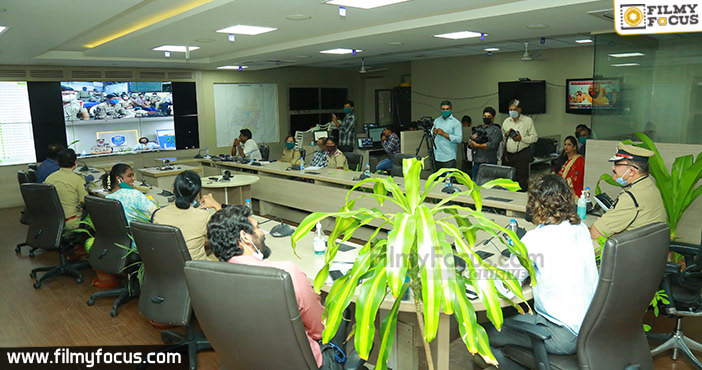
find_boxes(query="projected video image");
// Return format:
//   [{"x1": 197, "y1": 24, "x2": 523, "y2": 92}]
[
  {"x1": 567, "y1": 78, "x2": 622, "y2": 112},
  {"x1": 62, "y1": 81, "x2": 176, "y2": 157}
]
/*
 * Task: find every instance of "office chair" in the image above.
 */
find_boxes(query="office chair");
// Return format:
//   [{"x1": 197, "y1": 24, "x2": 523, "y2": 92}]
[
  {"x1": 16, "y1": 171, "x2": 33, "y2": 252},
  {"x1": 390, "y1": 154, "x2": 416, "y2": 177},
  {"x1": 131, "y1": 221, "x2": 212, "y2": 370},
  {"x1": 502, "y1": 222, "x2": 670, "y2": 370},
  {"x1": 26, "y1": 168, "x2": 37, "y2": 183},
  {"x1": 184, "y1": 261, "x2": 365, "y2": 370},
  {"x1": 259, "y1": 143, "x2": 270, "y2": 161},
  {"x1": 27, "y1": 163, "x2": 38, "y2": 172},
  {"x1": 84, "y1": 196, "x2": 140, "y2": 317},
  {"x1": 299, "y1": 148, "x2": 306, "y2": 161},
  {"x1": 21, "y1": 184, "x2": 88, "y2": 288},
  {"x1": 649, "y1": 229, "x2": 702, "y2": 368},
  {"x1": 344, "y1": 152, "x2": 362, "y2": 171},
  {"x1": 475, "y1": 164, "x2": 516, "y2": 186}
]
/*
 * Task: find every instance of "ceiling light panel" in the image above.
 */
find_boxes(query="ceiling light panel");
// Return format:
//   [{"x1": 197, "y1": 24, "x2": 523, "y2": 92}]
[
  {"x1": 320, "y1": 48, "x2": 362, "y2": 54},
  {"x1": 484, "y1": 48, "x2": 500, "y2": 51},
  {"x1": 216, "y1": 25, "x2": 277, "y2": 35},
  {"x1": 325, "y1": 0, "x2": 409, "y2": 9},
  {"x1": 217, "y1": 65, "x2": 248, "y2": 69},
  {"x1": 612, "y1": 63, "x2": 640, "y2": 67},
  {"x1": 434, "y1": 31, "x2": 483, "y2": 40},
  {"x1": 575, "y1": 39, "x2": 593, "y2": 44},
  {"x1": 153, "y1": 45, "x2": 200, "y2": 52},
  {"x1": 608, "y1": 52, "x2": 645, "y2": 58}
]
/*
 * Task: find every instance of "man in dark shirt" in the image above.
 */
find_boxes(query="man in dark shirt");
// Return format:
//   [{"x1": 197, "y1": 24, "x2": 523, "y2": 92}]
[
  {"x1": 36, "y1": 143, "x2": 65, "y2": 183},
  {"x1": 376, "y1": 125, "x2": 401, "y2": 173},
  {"x1": 469, "y1": 106, "x2": 503, "y2": 180}
]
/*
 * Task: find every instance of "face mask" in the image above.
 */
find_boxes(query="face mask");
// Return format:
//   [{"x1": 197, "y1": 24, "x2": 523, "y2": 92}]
[
  {"x1": 62, "y1": 95, "x2": 74, "y2": 103},
  {"x1": 327, "y1": 146, "x2": 336, "y2": 154},
  {"x1": 579, "y1": 136, "x2": 588, "y2": 144},
  {"x1": 615, "y1": 167, "x2": 632, "y2": 186},
  {"x1": 109, "y1": 99, "x2": 119, "y2": 105},
  {"x1": 315, "y1": 147, "x2": 322, "y2": 152},
  {"x1": 343, "y1": 107, "x2": 352, "y2": 114},
  {"x1": 244, "y1": 235, "x2": 264, "y2": 261},
  {"x1": 441, "y1": 110, "x2": 451, "y2": 118},
  {"x1": 285, "y1": 142, "x2": 295, "y2": 150},
  {"x1": 509, "y1": 110, "x2": 519, "y2": 119},
  {"x1": 118, "y1": 181, "x2": 133, "y2": 190},
  {"x1": 483, "y1": 117, "x2": 492, "y2": 125}
]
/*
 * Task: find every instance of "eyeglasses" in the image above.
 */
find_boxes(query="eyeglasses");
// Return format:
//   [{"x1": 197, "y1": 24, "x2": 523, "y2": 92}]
[{"x1": 614, "y1": 163, "x2": 639, "y2": 170}]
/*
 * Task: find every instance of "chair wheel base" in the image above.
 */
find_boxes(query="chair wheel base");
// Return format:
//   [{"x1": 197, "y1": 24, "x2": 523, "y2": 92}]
[
  {"x1": 15, "y1": 246, "x2": 21, "y2": 253},
  {"x1": 110, "y1": 310, "x2": 118, "y2": 317},
  {"x1": 86, "y1": 298, "x2": 95, "y2": 306},
  {"x1": 76, "y1": 277, "x2": 83, "y2": 284},
  {"x1": 30, "y1": 271, "x2": 36, "y2": 278},
  {"x1": 29, "y1": 252, "x2": 35, "y2": 258},
  {"x1": 33, "y1": 282, "x2": 41, "y2": 289}
]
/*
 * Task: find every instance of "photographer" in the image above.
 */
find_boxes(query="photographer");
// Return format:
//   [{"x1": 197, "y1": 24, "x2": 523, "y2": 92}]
[
  {"x1": 469, "y1": 106, "x2": 502, "y2": 180},
  {"x1": 502, "y1": 99, "x2": 538, "y2": 192},
  {"x1": 431, "y1": 100, "x2": 463, "y2": 170}
]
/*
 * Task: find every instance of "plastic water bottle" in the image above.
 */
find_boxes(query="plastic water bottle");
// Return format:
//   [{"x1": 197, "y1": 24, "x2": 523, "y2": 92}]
[
  {"x1": 245, "y1": 199, "x2": 252, "y2": 210},
  {"x1": 445, "y1": 174, "x2": 452, "y2": 188},
  {"x1": 364, "y1": 162, "x2": 371, "y2": 177},
  {"x1": 577, "y1": 192, "x2": 587, "y2": 220},
  {"x1": 300, "y1": 158, "x2": 305, "y2": 171},
  {"x1": 313, "y1": 222, "x2": 326, "y2": 255},
  {"x1": 507, "y1": 219, "x2": 518, "y2": 246},
  {"x1": 584, "y1": 187, "x2": 592, "y2": 209}
]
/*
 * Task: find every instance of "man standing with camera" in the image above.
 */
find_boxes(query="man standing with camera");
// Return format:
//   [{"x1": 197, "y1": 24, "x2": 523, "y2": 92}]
[
  {"x1": 502, "y1": 99, "x2": 538, "y2": 191},
  {"x1": 469, "y1": 106, "x2": 503, "y2": 180},
  {"x1": 431, "y1": 100, "x2": 463, "y2": 170}
]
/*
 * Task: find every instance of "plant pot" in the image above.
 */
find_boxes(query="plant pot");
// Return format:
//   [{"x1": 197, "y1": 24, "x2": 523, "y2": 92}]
[{"x1": 92, "y1": 269, "x2": 119, "y2": 289}]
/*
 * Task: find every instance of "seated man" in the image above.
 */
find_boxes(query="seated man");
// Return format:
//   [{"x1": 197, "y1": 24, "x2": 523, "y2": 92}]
[
  {"x1": 485, "y1": 175, "x2": 598, "y2": 369},
  {"x1": 44, "y1": 148, "x2": 88, "y2": 230},
  {"x1": 36, "y1": 143, "x2": 65, "y2": 183},
  {"x1": 231, "y1": 128, "x2": 262, "y2": 160},
  {"x1": 133, "y1": 136, "x2": 160, "y2": 151},
  {"x1": 376, "y1": 125, "x2": 400, "y2": 174},
  {"x1": 309, "y1": 137, "x2": 329, "y2": 168},
  {"x1": 207, "y1": 205, "x2": 352, "y2": 369},
  {"x1": 590, "y1": 142, "x2": 666, "y2": 240},
  {"x1": 325, "y1": 138, "x2": 348, "y2": 170}
]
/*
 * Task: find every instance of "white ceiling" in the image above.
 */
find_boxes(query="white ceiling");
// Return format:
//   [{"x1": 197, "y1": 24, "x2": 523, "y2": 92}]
[{"x1": 0, "y1": 0, "x2": 615, "y2": 70}]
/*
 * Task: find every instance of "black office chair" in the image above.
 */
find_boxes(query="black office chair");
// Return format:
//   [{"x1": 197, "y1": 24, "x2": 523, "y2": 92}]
[
  {"x1": 84, "y1": 196, "x2": 140, "y2": 317},
  {"x1": 475, "y1": 164, "x2": 516, "y2": 186},
  {"x1": 344, "y1": 152, "x2": 362, "y2": 171},
  {"x1": 259, "y1": 143, "x2": 270, "y2": 161},
  {"x1": 17, "y1": 170, "x2": 32, "y2": 229},
  {"x1": 390, "y1": 154, "x2": 416, "y2": 177},
  {"x1": 649, "y1": 229, "x2": 702, "y2": 368},
  {"x1": 184, "y1": 261, "x2": 365, "y2": 370},
  {"x1": 27, "y1": 163, "x2": 38, "y2": 172},
  {"x1": 502, "y1": 222, "x2": 670, "y2": 370},
  {"x1": 299, "y1": 148, "x2": 306, "y2": 161},
  {"x1": 21, "y1": 184, "x2": 88, "y2": 288},
  {"x1": 131, "y1": 221, "x2": 212, "y2": 370}
]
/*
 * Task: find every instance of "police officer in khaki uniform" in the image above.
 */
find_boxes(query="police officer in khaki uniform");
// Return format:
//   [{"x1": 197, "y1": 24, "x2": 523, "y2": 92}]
[
  {"x1": 325, "y1": 138, "x2": 349, "y2": 169},
  {"x1": 590, "y1": 142, "x2": 666, "y2": 239},
  {"x1": 91, "y1": 94, "x2": 128, "y2": 119},
  {"x1": 44, "y1": 148, "x2": 88, "y2": 231}
]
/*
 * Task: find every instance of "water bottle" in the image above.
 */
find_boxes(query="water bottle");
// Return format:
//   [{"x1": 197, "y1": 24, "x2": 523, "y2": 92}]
[
  {"x1": 507, "y1": 219, "x2": 518, "y2": 246},
  {"x1": 584, "y1": 187, "x2": 592, "y2": 209},
  {"x1": 245, "y1": 198, "x2": 252, "y2": 210},
  {"x1": 364, "y1": 162, "x2": 371, "y2": 177},
  {"x1": 577, "y1": 192, "x2": 587, "y2": 220},
  {"x1": 445, "y1": 174, "x2": 452, "y2": 188},
  {"x1": 300, "y1": 158, "x2": 305, "y2": 171},
  {"x1": 313, "y1": 222, "x2": 326, "y2": 255}
]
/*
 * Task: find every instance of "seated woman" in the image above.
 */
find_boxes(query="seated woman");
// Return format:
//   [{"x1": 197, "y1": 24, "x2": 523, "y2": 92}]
[
  {"x1": 553, "y1": 136, "x2": 584, "y2": 197},
  {"x1": 325, "y1": 138, "x2": 348, "y2": 169},
  {"x1": 103, "y1": 163, "x2": 157, "y2": 224},
  {"x1": 152, "y1": 171, "x2": 222, "y2": 261},
  {"x1": 280, "y1": 135, "x2": 302, "y2": 165},
  {"x1": 485, "y1": 175, "x2": 598, "y2": 369}
]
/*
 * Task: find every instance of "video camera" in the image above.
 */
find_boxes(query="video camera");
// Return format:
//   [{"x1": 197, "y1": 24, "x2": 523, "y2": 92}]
[
  {"x1": 471, "y1": 126, "x2": 489, "y2": 144},
  {"x1": 413, "y1": 116, "x2": 433, "y2": 131}
]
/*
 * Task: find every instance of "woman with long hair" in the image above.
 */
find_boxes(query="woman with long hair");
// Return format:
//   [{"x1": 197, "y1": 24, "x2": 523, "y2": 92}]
[
  {"x1": 152, "y1": 171, "x2": 221, "y2": 261},
  {"x1": 103, "y1": 163, "x2": 157, "y2": 223},
  {"x1": 554, "y1": 136, "x2": 585, "y2": 197}
]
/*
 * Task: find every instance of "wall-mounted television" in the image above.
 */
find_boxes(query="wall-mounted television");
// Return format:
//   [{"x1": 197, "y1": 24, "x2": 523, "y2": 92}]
[
  {"x1": 566, "y1": 78, "x2": 622, "y2": 114},
  {"x1": 498, "y1": 80, "x2": 546, "y2": 114}
]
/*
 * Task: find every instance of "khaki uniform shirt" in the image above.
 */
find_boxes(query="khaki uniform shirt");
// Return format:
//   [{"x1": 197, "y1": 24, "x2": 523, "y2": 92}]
[
  {"x1": 327, "y1": 149, "x2": 348, "y2": 169},
  {"x1": 63, "y1": 100, "x2": 87, "y2": 121},
  {"x1": 152, "y1": 204, "x2": 218, "y2": 261},
  {"x1": 592, "y1": 176, "x2": 666, "y2": 236},
  {"x1": 502, "y1": 115, "x2": 538, "y2": 153},
  {"x1": 44, "y1": 168, "x2": 87, "y2": 228},
  {"x1": 281, "y1": 149, "x2": 302, "y2": 165},
  {"x1": 92, "y1": 101, "x2": 127, "y2": 119}
]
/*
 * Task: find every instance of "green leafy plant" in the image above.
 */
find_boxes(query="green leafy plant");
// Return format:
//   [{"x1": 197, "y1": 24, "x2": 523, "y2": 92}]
[
  {"x1": 644, "y1": 289, "x2": 670, "y2": 332},
  {"x1": 64, "y1": 215, "x2": 95, "y2": 253},
  {"x1": 291, "y1": 158, "x2": 536, "y2": 369}
]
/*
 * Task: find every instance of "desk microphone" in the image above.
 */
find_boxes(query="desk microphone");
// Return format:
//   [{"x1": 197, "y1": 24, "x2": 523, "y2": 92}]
[
  {"x1": 270, "y1": 218, "x2": 294, "y2": 238},
  {"x1": 78, "y1": 161, "x2": 89, "y2": 172},
  {"x1": 221, "y1": 170, "x2": 232, "y2": 181}
]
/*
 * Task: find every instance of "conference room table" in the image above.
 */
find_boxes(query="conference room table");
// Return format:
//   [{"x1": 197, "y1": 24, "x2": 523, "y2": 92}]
[
  {"x1": 200, "y1": 174, "x2": 259, "y2": 205},
  {"x1": 136, "y1": 164, "x2": 202, "y2": 189},
  {"x1": 256, "y1": 211, "x2": 535, "y2": 370}
]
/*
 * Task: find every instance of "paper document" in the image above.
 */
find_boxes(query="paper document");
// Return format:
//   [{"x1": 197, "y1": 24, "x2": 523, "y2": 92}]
[{"x1": 305, "y1": 166, "x2": 322, "y2": 171}]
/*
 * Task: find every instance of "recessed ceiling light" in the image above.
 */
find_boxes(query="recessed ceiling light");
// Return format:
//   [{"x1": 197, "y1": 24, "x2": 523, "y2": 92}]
[
  {"x1": 325, "y1": 0, "x2": 409, "y2": 9},
  {"x1": 286, "y1": 14, "x2": 312, "y2": 21},
  {"x1": 434, "y1": 31, "x2": 484, "y2": 40},
  {"x1": 484, "y1": 47, "x2": 500, "y2": 52},
  {"x1": 217, "y1": 65, "x2": 248, "y2": 70},
  {"x1": 388, "y1": 41, "x2": 404, "y2": 46},
  {"x1": 526, "y1": 24, "x2": 549, "y2": 29},
  {"x1": 575, "y1": 39, "x2": 593, "y2": 44},
  {"x1": 0, "y1": 26, "x2": 7, "y2": 36},
  {"x1": 612, "y1": 63, "x2": 640, "y2": 67},
  {"x1": 320, "y1": 48, "x2": 362, "y2": 54},
  {"x1": 152, "y1": 45, "x2": 200, "y2": 52},
  {"x1": 608, "y1": 52, "x2": 645, "y2": 58},
  {"x1": 195, "y1": 37, "x2": 216, "y2": 43},
  {"x1": 216, "y1": 25, "x2": 277, "y2": 35}
]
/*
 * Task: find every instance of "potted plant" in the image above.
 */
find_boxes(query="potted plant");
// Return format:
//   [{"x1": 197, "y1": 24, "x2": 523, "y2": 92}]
[{"x1": 291, "y1": 158, "x2": 536, "y2": 369}]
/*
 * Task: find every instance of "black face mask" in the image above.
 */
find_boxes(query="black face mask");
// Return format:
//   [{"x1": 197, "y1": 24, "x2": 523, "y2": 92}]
[{"x1": 483, "y1": 117, "x2": 492, "y2": 125}]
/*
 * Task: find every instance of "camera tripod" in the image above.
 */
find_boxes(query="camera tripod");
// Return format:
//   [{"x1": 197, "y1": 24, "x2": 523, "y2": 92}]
[{"x1": 415, "y1": 126, "x2": 438, "y2": 173}]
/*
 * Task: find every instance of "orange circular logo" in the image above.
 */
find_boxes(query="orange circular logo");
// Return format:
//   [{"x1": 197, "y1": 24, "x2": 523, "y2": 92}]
[
  {"x1": 658, "y1": 17, "x2": 667, "y2": 26},
  {"x1": 624, "y1": 7, "x2": 644, "y2": 26}
]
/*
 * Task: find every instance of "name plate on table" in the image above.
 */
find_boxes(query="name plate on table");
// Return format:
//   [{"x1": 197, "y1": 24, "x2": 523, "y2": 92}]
[{"x1": 484, "y1": 196, "x2": 513, "y2": 203}]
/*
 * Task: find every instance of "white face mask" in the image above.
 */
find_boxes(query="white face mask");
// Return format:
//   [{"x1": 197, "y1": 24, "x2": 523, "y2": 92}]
[
  {"x1": 244, "y1": 234, "x2": 264, "y2": 261},
  {"x1": 509, "y1": 110, "x2": 519, "y2": 119},
  {"x1": 62, "y1": 94, "x2": 75, "y2": 103}
]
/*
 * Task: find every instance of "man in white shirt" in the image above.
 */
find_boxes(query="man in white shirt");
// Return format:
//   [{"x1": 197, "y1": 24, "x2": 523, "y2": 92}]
[
  {"x1": 231, "y1": 128, "x2": 262, "y2": 160},
  {"x1": 502, "y1": 99, "x2": 538, "y2": 192}
]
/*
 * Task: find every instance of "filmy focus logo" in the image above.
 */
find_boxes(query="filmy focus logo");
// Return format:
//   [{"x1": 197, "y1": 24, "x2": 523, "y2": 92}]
[{"x1": 615, "y1": 0, "x2": 701, "y2": 35}]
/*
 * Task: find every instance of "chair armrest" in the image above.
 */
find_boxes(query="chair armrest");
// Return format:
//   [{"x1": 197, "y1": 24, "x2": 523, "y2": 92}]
[
  {"x1": 503, "y1": 319, "x2": 552, "y2": 341},
  {"x1": 669, "y1": 243, "x2": 700, "y2": 256}
]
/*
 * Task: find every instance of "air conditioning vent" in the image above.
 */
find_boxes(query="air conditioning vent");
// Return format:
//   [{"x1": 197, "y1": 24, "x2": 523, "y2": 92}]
[
  {"x1": 30, "y1": 69, "x2": 64, "y2": 78},
  {"x1": 0, "y1": 69, "x2": 27, "y2": 78},
  {"x1": 167, "y1": 71, "x2": 193, "y2": 80},
  {"x1": 139, "y1": 71, "x2": 166, "y2": 80},
  {"x1": 588, "y1": 8, "x2": 615, "y2": 22},
  {"x1": 71, "y1": 70, "x2": 102, "y2": 79},
  {"x1": 104, "y1": 70, "x2": 134, "y2": 79}
]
